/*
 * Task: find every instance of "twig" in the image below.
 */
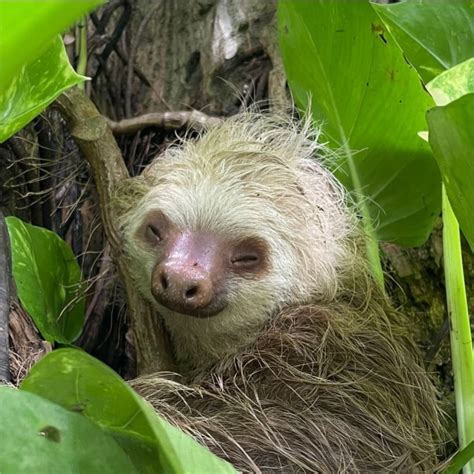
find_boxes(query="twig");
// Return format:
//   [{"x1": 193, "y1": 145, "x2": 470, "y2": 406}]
[
  {"x1": 92, "y1": 0, "x2": 130, "y2": 63},
  {"x1": 425, "y1": 317, "x2": 449, "y2": 364},
  {"x1": 91, "y1": 1, "x2": 139, "y2": 83},
  {"x1": 56, "y1": 87, "x2": 175, "y2": 374},
  {"x1": 106, "y1": 110, "x2": 222, "y2": 135},
  {"x1": 110, "y1": 44, "x2": 151, "y2": 87},
  {"x1": 8, "y1": 303, "x2": 51, "y2": 385},
  {"x1": 0, "y1": 211, "x2": 12, "y2": 382}
]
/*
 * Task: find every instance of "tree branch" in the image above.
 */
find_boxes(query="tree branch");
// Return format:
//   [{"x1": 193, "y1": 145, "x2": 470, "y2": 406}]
[
  {"x1": 106, "y1": 110, "x2": 222, "y2": 135},
  {"x1": 56, "y1": 87, "x2": 175, "y2": 374}
]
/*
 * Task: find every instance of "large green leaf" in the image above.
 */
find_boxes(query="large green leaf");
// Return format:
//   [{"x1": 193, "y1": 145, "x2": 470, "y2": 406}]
[
  {"x1": 0, "y1": 37, "x2": 84, "y2": 143},
  {"x1": 0, "y1": 0, "x2": 104, "y2": 143},
  {"x1": 372, "y1": 0, "x2": 474, "y2": 84},
  {"x1": 278, "y1": 0, "x2": 441, "y2": 246},
  {"x1": 0, "y1": 387, "x2": 136, "y2": 473},
  {"x1": 21, "y1": 348, "x2": 237, "y2": 474},
  {"x1": 5, "y1": 217, "x2": 84, "y2": 343},
  {"x1": 427, "y1": 94, "x2": 474, "y2": 251},
  {"x1": 0, "y1": 0, "x2": 102, "y2": 89}
]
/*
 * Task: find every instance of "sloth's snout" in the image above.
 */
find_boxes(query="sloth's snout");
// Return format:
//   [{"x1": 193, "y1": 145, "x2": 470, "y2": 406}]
[
  {"x1": 150, "y1": 230, "x2": 227, "y2": 318},
  {"x1": 152, "y1": 263, "x2": 214, "y2": 315}
]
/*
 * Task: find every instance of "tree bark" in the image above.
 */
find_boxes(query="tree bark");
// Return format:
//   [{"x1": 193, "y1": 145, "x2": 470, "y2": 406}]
[{"x1": 93, "y1": 0, "x2": 285, "y2": 119}]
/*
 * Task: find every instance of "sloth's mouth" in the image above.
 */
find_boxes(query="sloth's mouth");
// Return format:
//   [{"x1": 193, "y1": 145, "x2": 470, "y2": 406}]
[{"x1": 154, "y1": 296, "x2": 226, "y2": 319}]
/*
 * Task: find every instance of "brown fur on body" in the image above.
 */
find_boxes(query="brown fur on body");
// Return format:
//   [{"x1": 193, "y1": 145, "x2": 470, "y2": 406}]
[
  {"x1": 132, "y1": 291, "x2": 442, "y2": 472},
  {"x1": 119, "y1": 112, "x2": 444, "y2": 472}
]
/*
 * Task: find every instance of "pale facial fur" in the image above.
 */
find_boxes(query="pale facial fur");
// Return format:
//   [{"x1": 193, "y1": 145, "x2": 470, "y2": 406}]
[{"x1": 120, "y1": 113, "x2": 355, "y2": 368}]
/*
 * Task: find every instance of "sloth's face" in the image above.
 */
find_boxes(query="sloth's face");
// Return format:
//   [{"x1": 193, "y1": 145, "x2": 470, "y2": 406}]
[
  {"x1": 134, "y1": 208, "x2": 270, "y2": 318},
  {"x1": 121, "y1": 114, "x2": 352, "y2": 362},
  {"x1": 126, "y1": 154, "x2": 349, "y2": 329}
]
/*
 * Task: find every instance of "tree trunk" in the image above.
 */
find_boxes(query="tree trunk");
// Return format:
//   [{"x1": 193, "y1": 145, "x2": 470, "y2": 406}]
[{"x1": 92, "y1": 0, "x2": 285, "y2": 118}]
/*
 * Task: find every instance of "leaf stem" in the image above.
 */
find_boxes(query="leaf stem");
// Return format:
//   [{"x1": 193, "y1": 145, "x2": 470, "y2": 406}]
[
  {"x1": 442, "y1": 185, "x2": 474, "y2": 474},
  {"x1": 341, "y1": 134, "x2": 384, "y2": 289},
  {"x1": 76, "y1": 17, "x2": 88, "y2": 86}
]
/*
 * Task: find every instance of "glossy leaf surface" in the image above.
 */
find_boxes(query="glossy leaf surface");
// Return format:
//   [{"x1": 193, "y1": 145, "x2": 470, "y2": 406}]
[
  {"x1": 6, "y1": 217, "x2": 85, "y2": 343},
  {"x1": 427, "y1": 94, "x2": 474, "y2": 251},
  {"x1": 0, "y1": 387, "x2": 136, "y2": 473},
  {"x1": 278, "y1": 0, "x2": 441, "y2": 246},
  {"x1": 21, "y1": 348, "x2": 237, "y2": 474},
  {"x1": 372, "y1": 0, "x2": 474, "y2": 83},
  {"x1": 0, "y1": 0, "x2": 103, "y2": 142}
]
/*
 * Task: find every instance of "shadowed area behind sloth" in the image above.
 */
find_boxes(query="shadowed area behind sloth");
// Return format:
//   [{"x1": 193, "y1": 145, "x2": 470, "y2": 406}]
[{"x1": 116, "y1": 111, "x2": 445, "y2": 472}]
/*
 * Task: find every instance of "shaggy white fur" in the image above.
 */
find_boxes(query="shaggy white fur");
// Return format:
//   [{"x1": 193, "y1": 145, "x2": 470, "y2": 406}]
[{"x1": 120, "y1": 112, "x2": 356, "y2": 367}]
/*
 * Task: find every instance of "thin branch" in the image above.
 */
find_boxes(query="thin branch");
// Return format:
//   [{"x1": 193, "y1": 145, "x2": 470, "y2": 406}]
[
  {"x1": 91, "y1": 1, "x2": 142, "y2": 84},
  {"x1": 92, "y1": 0, "x2": 131, "y2": 66},
  {"x1": 106, "y1": 110, "x2": 222, "y2": 135},
  {"x1": 0, "y1": 211, "x2": 12, "y2": 382},
  {"x1": 56, "y1": 86, "x2": 175, "y2": 374}
]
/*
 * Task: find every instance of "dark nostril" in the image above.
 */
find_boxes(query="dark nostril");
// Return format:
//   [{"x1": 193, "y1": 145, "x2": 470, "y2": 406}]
[
  {"x1": 185, "y1": 285, "x2": 198, "y2": 299},
  {"x1": 160, "y1": 273, "x2": 169, "y2": 290}
]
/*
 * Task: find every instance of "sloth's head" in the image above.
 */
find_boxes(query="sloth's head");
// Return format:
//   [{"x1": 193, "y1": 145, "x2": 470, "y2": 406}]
[{"x1": 120, "y1": 113, "x2": 356, "y2": 365}]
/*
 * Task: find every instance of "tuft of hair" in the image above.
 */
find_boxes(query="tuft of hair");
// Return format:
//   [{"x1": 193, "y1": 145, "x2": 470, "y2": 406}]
[{"x1": 118, "y1": 111, "x2": 445, "y2": 471}]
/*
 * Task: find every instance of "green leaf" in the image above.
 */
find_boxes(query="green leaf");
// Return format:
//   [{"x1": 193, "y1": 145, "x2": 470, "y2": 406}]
[
  {"x1": 21, "y1": 347, "x2": 177, "y2": 473},
  {"x1": 5, "y1": 217, "x2": 85, "y2": 343},
  {"x1": 20, "y1": 349, "x2": 169, "y2": 448},
  {"x1": 0, "y1": 0, "x2": 103, "y2": 89},
  {"x1": 21, "y1": 348, "x2": 237, "y2": 474},
  {"x1": 0, "y1": 0, "x2": 104, "y2": 143},
  {"x1": 443, "y1": 440, "x2": 474, "y2": 474},
  {"x1": 427, "y1": 58, "x2": 474, "y2": 106},
  {"x1": 372, "y1": 0, "x2": 474, "y2": 84},
  {"x1": 0, "y1": 387, "x2": 136, "y2": 473},
  {"x1": 427, "y1": 94, "x2": 474, "y2": 251},
  {"x1": 110, "y1": 431, "x2": 161, "y2": 474},
  {"x1": 278, "y1": 0, "x2": 441, "y2": 246},
  {"x1": 0, "y1": 37, "x2": 85, "y2": 143},
  {"x1": 149, "y1": 416, "x2": 238, "y2": 473}
]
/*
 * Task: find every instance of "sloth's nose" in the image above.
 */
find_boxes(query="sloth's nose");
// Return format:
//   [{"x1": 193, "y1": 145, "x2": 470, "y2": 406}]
[{"x1": 152, "y1": 263, "x2": 214, "y2": 315}]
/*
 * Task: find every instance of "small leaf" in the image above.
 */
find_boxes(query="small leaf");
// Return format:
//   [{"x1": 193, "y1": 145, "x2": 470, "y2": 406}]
[
  {"x1": 372, "y1": 0, "x2": 474, "y2": 83},
  {"x1": 6, "y1": 217, "x2": 85, "y2": 343},
  {"x1": 0, "y1": 0, "x2": 104, "y2": 143},
  {"x1": 427, "y1": 58, "x2": 474, "y2": 106},
  {"x1": 0, "y1": 387, "x2": 136, "y2": 473},
  {"x1": 21, "y1": 348, "x2": 237, "y2": 474},
  {"x1": 427, "y1": 94, "x2": 474, "y2": 251}
]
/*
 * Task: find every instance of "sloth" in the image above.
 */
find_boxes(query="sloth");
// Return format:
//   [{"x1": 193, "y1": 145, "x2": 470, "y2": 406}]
[{"x1": 117, "y1": 112, "x2": 443, "y2": 473}]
